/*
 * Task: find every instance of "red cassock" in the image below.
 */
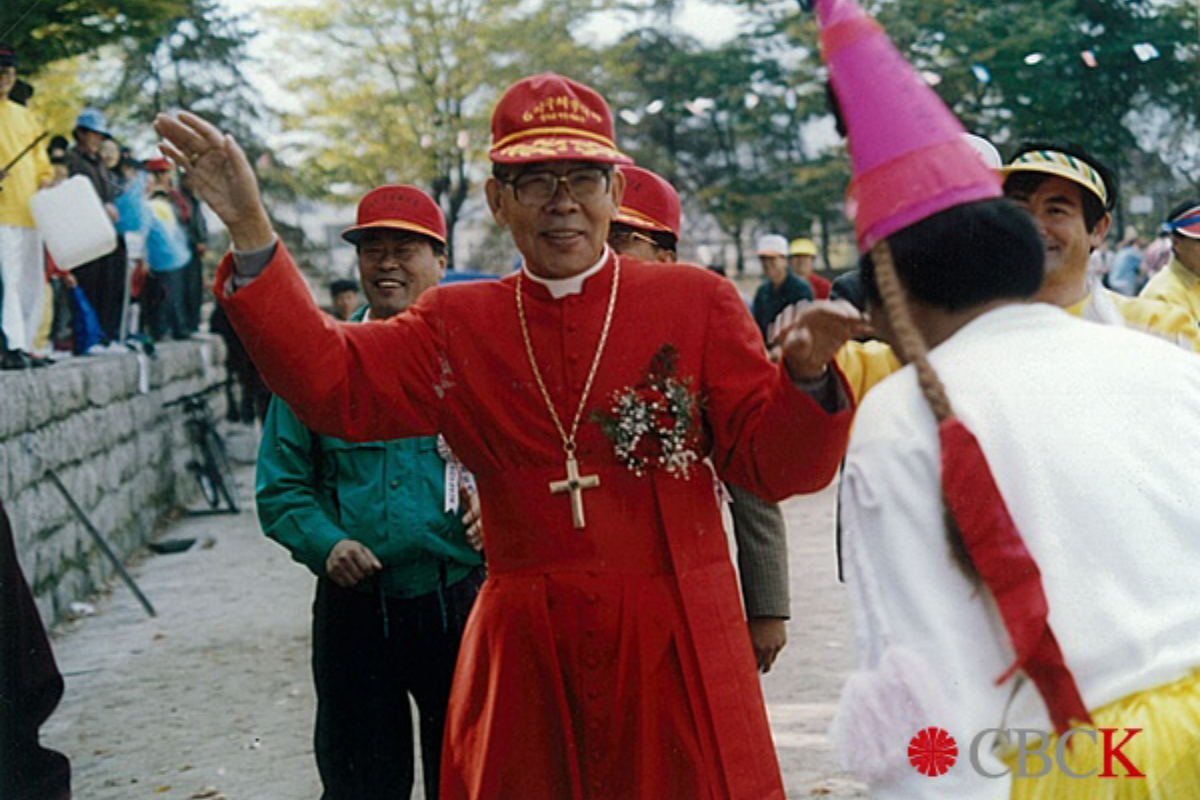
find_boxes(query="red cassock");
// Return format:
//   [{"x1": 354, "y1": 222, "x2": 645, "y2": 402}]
[{"x1": 215, "y1": 246, "x2": 854, "y2": 800}]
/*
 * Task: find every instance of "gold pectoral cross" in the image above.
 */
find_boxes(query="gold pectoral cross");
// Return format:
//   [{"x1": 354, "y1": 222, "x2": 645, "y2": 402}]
[{"x1": 549, "y1": 454, "x2": 601, "y2": 529}]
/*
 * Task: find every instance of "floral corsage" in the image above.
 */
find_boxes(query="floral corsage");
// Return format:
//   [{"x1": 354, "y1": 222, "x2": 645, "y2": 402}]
[{"x1": 592, "y1": 344, "x2": 704, "y2": 478}]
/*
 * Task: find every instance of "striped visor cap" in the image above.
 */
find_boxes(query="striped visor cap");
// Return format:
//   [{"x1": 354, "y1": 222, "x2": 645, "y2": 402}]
[
  {"x1": 998, "y1": 149, "x2": 1110, "y2": 209},
  {"x1": 1164, "y1": 204, "x2": 1200, "y2": 239}
]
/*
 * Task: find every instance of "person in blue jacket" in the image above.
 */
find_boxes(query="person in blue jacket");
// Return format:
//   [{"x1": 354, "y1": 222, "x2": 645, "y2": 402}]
[{"x1": 256, "y1": 185, "x2": 484, "y2": 800}]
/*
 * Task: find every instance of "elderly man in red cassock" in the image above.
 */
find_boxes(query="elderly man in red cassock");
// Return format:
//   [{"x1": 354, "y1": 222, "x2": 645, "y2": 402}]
[{"x1": 154, "y1": 72, "x2": 866, "y2": 800}]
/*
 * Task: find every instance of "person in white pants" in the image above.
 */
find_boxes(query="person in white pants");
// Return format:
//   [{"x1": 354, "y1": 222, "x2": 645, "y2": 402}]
[{"x1": 0, "y1": 43, "x2": 54, "y2": 369}]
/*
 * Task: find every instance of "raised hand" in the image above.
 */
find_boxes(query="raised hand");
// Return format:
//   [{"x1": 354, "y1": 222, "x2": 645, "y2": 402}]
[
  {"x1": 770, "y1": 300, "x2": 870, "y2": 382},
  {"x1": 153, "y1": 111, "x2": 274, "y2": 251}
]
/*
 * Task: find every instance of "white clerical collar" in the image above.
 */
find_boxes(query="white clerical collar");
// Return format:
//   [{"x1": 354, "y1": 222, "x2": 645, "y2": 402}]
[{"x1": 521, "y1": 246, "x2": 612, "y2": 299}]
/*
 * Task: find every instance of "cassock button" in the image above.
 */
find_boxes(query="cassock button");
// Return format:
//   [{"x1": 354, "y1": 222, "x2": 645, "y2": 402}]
[
  {"x1": 586, "y1": 593, "x2": 599, "y2": 604},
  {"x1": 586, "y1": 656, "x2": 598, "y2": 668},
  {"x1": 589, "y1": 749, "x2": 603, "y2": 762},
  {"x1": 389, "y1": 480, "x2": 400, "y2": 488},
  {"x1": 588, "y1": 718, "x2": 601, "y2": 731}
]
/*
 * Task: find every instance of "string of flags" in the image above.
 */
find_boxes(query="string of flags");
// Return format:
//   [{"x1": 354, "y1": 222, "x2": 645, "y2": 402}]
[{"x1": 970, "y1": 42, "x2": 1162, "y2": 84}]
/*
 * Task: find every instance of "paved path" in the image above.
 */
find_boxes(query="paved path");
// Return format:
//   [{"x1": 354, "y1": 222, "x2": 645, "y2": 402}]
[{"x1": 42, "y1": 438, "x2": 865, "y2": 799}]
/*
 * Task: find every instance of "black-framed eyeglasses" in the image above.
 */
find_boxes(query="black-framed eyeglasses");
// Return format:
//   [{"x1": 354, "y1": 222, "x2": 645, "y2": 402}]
[{"x1": 504, "y1": 167, "x2": 611, "y2": 207}]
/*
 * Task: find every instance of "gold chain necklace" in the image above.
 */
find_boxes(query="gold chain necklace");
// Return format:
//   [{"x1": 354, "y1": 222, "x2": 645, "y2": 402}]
[{"x1": 515, "y1": 256, "x2": 621, "y2": 529}]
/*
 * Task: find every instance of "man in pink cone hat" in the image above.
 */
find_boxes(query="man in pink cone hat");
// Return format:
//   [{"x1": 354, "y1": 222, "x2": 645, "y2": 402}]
[{"x1": 808, "y1": 0, "x2": 1200, "y2": 797}]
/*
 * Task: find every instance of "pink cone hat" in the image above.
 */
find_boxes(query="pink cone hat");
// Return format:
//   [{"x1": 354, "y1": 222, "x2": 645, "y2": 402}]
[
  {"x1": 817, "y1": 0, "x2": 1000, "y2": 251},
  {"x1": 816, "y1": 0, "x2": 1093, "y2": 738}
]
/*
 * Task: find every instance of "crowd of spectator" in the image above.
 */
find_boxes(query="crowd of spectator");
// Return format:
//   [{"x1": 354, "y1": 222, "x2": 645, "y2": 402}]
[
  {"x1": 1090, "y1": 227, "x2": 1182, "y2": 298},
  {"x1": 0, "y1": 42, "x2": 212, "y2": 371}
]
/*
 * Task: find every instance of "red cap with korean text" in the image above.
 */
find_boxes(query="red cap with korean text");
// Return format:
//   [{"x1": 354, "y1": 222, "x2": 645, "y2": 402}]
[
  {"x1": 615, "y1": 166, "x2": 681, "y2": 238},
  {"x1": 341, "y1": 185, "x2": 447, "y2": 245},
  {"x1": 489, "y1": 73, "x2": 632, "y2": 165}
]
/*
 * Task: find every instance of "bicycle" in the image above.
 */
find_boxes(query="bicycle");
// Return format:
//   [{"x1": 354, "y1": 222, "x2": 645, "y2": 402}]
[{"x1": 163, "y1": 384, "x2": 240, "y2": 514}]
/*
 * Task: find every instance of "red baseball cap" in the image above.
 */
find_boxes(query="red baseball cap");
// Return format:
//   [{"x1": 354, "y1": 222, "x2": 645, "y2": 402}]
[
  {"x1": 143, "y1": 157, "x2": 174, "y2": 173},
  {"x1": 489, "y1": 72, "x2": 632, "y2": 165},
  {"x1": 341, "y1": 185, "x2": 447, "y2": 245},
  {"x1": 615, "y1": 166, "x2": 681, "y2": 238}
]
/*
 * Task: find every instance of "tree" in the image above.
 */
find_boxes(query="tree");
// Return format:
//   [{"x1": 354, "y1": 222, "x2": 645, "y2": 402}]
[
  {"x1": 265, "y1": 0, "x2": 618, "y2": 267},
  {"x1": 19, "y1": 1, "x2": 320, "y2": 274},
  {"x1": 866, "y1": 0, "x2": 1199, "y2": 165},
  {"x1": 863, "y1": 0, "x2": 1199, "y2": 236},
  {"x1": 102, "y1": 1, "x2": 259, "y2": 133},
  {"x1": 603, "y1": 28, "x2": 850, "y2": 273},
  {"x1": 91, "y1": 1, "x2": 322, "y2": 266},
  {"x1": 0, "y1": 0, "x2": 186, "y2": 74},
  {"x1": 763, "y1": 0, "x2": 1200, "y2": 230}
]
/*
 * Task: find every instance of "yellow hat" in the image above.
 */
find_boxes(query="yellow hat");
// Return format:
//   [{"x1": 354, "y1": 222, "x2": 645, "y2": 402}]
[
  {"x1": 998, "y1": 149, "x2": 1110, "y2": 210},
  {"x1": 788, "y1": 238, "x2": 817, "y2": 257}
]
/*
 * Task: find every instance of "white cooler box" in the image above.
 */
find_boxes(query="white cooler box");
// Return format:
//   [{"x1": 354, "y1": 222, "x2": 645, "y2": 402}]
[{"x1": 30, "y1": 175, "x2": 118, "y2": 270}]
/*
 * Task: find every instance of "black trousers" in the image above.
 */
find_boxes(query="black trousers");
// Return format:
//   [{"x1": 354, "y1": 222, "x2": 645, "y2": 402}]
[
  {"x1": 72, "y1": 242, "x2": 126, "y2": 343},
  {"x1": 143, "y1": 268, "x2": 187, "y2": 340},
  {"x1": 0, "y1": 500, "x2": 71, "y2": 800},
  {"x1": 181, "y1": 253, "x2": 203, "y2": 333},
  {"x1": 312, "y1": 567, "x2": 484, "y2": 800}
]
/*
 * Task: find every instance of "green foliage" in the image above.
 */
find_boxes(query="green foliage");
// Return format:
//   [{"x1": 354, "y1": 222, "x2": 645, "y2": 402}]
[
  {"x1": 87, "y1": 0, "x2": 318, "y2": 261},
  {"x1": 97, "y1": 1, "x2": 262, "y2": 146},
  {"x1": 267, "y1": 0, "x2": 618, "y2": 266},
  {"x1": 603, "y1": 28, "x2": 850, "y2": 271},
  {"x1": 868, "y1": 0, "x2": 1200, "y2": 176},
  {"x1": 706, "y1": 0, "x2": 1200, "y2": 245},
  {"x1": 0, "y1": 0, "x2": 186, "y2": 74}
]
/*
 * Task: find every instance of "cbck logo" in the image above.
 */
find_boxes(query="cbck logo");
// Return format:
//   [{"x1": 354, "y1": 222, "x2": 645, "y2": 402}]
[{"x1": 908, "y1": 726, "x2": 1146, "y2": 779}]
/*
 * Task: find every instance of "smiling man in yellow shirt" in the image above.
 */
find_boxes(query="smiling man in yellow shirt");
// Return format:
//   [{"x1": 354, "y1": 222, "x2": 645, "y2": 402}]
[
  {"x1": 821, "y1": 144, "x2": 1200, "y2": 403},
  {"x1": 1001, "y1": 144, "x2": 1200, "y2": 351}
]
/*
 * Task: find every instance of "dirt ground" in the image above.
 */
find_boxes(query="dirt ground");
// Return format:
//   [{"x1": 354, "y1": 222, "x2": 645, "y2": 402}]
[{"x1": 42, "y1": 453, "x2": 865, "y2": 799}]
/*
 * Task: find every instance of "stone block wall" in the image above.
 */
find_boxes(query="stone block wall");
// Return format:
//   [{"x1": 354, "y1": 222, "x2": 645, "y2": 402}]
[{"x1": 1, "y1": 337, "x2": 229, "y2": 625}]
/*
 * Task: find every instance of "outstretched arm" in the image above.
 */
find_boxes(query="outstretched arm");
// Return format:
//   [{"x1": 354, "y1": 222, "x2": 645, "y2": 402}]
[
  {"x1": 705, "y1": 285, "x2": 862, "y2": 500},
  {"x1": 155, "y1": 111, "x2": 446, "y2": 444},
  {"x1": 769, "y1": 299, "x2": 871, "y2": 383}
]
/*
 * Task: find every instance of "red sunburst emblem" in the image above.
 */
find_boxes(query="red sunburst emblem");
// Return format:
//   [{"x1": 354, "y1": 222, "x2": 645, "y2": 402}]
[{"x1": 908, "y1": 727, "x2": 958, "y2": 777}]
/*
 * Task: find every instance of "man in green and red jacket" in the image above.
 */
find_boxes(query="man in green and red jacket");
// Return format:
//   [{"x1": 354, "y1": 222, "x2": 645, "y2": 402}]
[{"x1": 256, "y1": 185, "x2": 483, "y2": 800}]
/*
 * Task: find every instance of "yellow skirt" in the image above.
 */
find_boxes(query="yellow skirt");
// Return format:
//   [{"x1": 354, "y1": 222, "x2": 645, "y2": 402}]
[{"x1": 1007, "y1": 670, "x2": 1200, "y2": 799}]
